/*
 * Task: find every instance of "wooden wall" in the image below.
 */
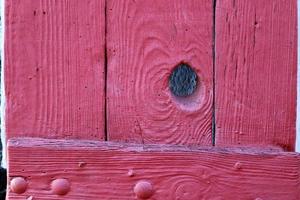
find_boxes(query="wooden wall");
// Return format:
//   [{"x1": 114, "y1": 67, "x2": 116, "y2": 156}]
[
  {"x1": 3, "y1": 1, "x2": 300, "y2": 199},
  {"x1": 3, "y1": 0, "x2": 298, "y2": 150}
]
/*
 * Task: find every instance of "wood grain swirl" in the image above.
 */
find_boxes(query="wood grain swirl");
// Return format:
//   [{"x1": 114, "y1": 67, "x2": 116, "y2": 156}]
[
  {"x1": 107, "y1": 0, "x2": 214, "y2": 146},
  {"x1": 215, "y1": 0, "x2": 297, "y2": 150},
  {"x1": 5, "y1": 0, "x2": 105, "y2": 139},
  {"x1": 7, "y1": 138, "x2": 300, "y2": 200}
]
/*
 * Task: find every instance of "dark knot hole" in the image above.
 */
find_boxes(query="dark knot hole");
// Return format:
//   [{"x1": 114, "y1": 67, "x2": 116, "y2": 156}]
[{"x1": 169, "y1": 63, "x2": 198, "y2": 97}]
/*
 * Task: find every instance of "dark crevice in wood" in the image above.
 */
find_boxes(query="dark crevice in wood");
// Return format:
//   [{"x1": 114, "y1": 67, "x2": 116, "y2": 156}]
[
  {"x1": 169, "y1": 63, "x2": 198, "y2": 97},
  {"x1": 253, "y1": 10, "x2": 257, "y2": 49},
  {"x1": 104, "y1": 0, "x2": 108, "y2": 141},
  {"x1": 212, "y1": 0, "x2": 217, "y2": 146}
]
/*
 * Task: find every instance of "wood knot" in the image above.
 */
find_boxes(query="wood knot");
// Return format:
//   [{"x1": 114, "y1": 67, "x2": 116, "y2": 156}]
[{"x1": 169, "y1": 63, "x2": 198, "y2": 97}]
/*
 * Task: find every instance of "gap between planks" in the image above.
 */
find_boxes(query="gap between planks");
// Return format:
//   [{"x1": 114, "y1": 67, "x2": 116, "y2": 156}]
[
  {"x1": 104, "y1": 0, "x2": 108, "y2": 141},
  {"x1": 212, "y1": 0, "x2": 217, "y2": 146}
]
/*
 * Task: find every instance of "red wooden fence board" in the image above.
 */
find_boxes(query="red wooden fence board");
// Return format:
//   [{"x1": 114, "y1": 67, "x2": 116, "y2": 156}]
[
  {"x1": 107, "y1": 0, "x2": 214, "y2": 146},
  {"x1": 5, "y1": 1, "x2": 299, "y2": 199},
  {"x1": 8, "y1": 138, "x2": 300, "y2": 200},
  {"x1": 5, "y1": 0, "x2": 106, "y2": 140},
  {"x1": 215, "y1": 0, "x2": 297, "y2": 150}
]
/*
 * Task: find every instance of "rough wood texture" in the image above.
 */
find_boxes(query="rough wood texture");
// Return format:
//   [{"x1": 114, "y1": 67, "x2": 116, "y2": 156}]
[
  {"x1": 5, "y1": 0, "x2": 105, "y2": 139},
  {"x1": 215, "y1": 0, "x2": 297, "y2": 150},
  {"x1": 107, "y1": 0, "x2": 214, "y2": 145},
  {"x1": 7, "y1": 138, "x2": 300, "y2": 200}
]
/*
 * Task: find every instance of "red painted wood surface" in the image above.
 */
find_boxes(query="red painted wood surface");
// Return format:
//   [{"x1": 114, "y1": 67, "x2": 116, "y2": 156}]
[
  {"x1": 107, "y1": 0, "x2": 214, "y2": 145},
  {"x1": 5, "y1": 0, "x2": 106, "y2": 139},
  {"x1": 215, "y1": 0, "x2": 297, "y2": 150},
  {"x1": 8, "y1": 138, "x2": 300, "y2": 200},
  {"x1": 5, "y1": 1, "x2": 299, "y2": 199}
]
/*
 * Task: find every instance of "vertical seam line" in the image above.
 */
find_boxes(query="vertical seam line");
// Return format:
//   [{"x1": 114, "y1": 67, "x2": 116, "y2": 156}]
[
  {"x1": 212, "y1": 0, "x2": 217, "y2": 146},
  {"x1": 104, "y1": 0, "x2": 108, "y2": 141}
]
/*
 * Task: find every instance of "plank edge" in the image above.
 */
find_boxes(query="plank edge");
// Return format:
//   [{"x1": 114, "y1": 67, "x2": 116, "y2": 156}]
[{"x1": 8, "y1": 137, "x2": 300, "y2": 157}]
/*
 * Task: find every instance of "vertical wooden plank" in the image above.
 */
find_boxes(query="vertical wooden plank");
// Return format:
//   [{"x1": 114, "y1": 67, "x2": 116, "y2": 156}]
[
  {"x1": 107, "y1": 0, "x2": 213, "y2": 145},
  {"x1": 297, "y1": 0, "x2": 300, "y2": 153},
  {"x1": 5, "y1": 0, "x2": 105, "y2": 139},
  {"x1": 215, "y1": 0, "x2": 297, "y2": 150}
]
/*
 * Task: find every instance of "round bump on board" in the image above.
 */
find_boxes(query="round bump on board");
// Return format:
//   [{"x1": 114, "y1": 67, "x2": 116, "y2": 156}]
[
  {"x1": 78, "y1": 161, "x2": 87, "y2": 168},
  {"x1": 127, "y1": 169, "x2": 135, "y2": 177},
  {"x1": 51, "y1": 178, "x2": 71, "y2": 196},
  {"x1": 169, "y1": 63, "x2": 198, "y2": 97},
  {"x1": 234, "y1": 162, "x2": 242, "y2": 170},
  {"x1": 134, "y1": 180, "x2": 154, "y2": 199},
  {"x1": 10, "y1": 177, "x2": 27, "y2": 194}
]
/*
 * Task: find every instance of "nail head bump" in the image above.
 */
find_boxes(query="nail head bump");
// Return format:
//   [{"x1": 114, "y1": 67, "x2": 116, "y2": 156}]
[
  {"x1": 127, "y1": 169, "x2": 134, "y2": 177},
  {"x1": 234, "y1": 162, "x2": 242, "y2": 170},
  {"x1": 51, "y1": 178, "x2": 70, "y2": 196},
  {"x1": 134, "y1": 180, "x2": 154, "y2": 199},
  {"x1": 10, "y1": 177, "x2": 27, "y2": 194}
]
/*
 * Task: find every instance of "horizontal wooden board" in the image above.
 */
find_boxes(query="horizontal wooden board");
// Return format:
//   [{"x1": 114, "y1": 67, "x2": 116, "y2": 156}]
[
  {"x1": 8, "y1": 138, "x2": 300, "y2": 200},
  {"x1": 107, "y1": 0, "x2": 214, "y2": 146},
  {"x1": 215, "y1": 0, "x2": 297, "y2": 150},
  {"x1": 5, "y1": 0, "x2": 106, "y2": 139}
]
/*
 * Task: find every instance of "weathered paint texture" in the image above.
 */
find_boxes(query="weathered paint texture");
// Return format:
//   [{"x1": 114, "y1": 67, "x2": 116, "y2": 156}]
[
  {"x1": 107, "y1": 0, "x2": 214, "y2": 146},
  {"x1": 4, "y1": 0, "x2": 106, "y2": 140},
  {"x1": 215, "y1": 0, "x2": 297, "y2": 150},
  {"x1": 7, "y1": 138, "x2": 300, "y2": 200},
  {"x1": 3, "y1": 0, "x2": 299, "y2": 199}
]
